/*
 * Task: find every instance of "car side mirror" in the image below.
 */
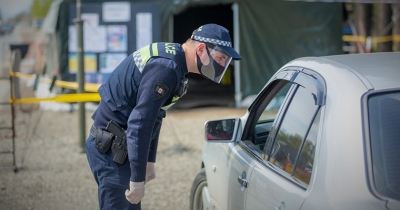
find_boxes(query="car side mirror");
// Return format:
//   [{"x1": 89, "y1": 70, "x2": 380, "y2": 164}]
[{"x1": 204, "y1": 118, "x2": 240, "y2": 143}]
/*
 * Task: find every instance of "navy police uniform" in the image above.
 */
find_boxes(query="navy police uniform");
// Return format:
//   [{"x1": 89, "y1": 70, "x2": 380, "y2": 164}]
[{"x1": 85, "y1": 42, "x2": 188, "y2": 210}]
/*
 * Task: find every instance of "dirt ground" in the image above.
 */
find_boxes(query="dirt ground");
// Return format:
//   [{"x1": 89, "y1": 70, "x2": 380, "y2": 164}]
[{"x1": 0, "y1": 99, "x2": 246, "y2": 210}]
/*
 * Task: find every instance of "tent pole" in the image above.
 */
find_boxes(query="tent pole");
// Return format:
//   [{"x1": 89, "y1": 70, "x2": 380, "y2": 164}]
[
  {"x1": 75, "y1": 0, "x2": 86, "y2": 153},
  {"x1": 232, "y1": 3, "x2": 241, "y2": 108},
  {"x1": 168, "y1": 15, "x2": 174, "y2": 43}
]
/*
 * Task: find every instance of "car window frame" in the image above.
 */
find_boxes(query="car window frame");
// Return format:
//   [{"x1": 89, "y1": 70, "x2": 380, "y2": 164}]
[
  {"x1": 362, "y1": 87, "x2": 400, "y2": 203},
  {"x1": 264, "y1": 69, "x2": 326, "y2": 155},
  {"x1": 243, "y1": 69, "x2": 300, "y2": 140},
  {"x1": 239, "y1": 69, "x2": 299, "y2": 166},
  {"x1": 240, "y1": 67, "x2": 326, "y2": 189}
]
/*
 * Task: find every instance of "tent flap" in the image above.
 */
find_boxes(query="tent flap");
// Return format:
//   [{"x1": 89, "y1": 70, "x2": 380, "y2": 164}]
[{"x1": 239, "y1": 0, "x2": 342, "y2": 97}]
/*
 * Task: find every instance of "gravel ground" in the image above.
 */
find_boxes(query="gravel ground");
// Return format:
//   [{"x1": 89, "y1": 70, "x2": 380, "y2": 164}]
[{"x1": 0, "y1": 99, "x2": 246, "y2": 210}]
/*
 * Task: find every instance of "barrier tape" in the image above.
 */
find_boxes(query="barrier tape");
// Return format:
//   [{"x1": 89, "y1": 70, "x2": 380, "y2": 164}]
[
  {"x1": 343, "y1": 35, "x2": 400, "y2": 44},
  {"x1": 9, "y1": 71, "x2": 101, "y2": 92},
  {"x1": 9, "y1": 34, "x2": 399, "y2": 104},
  {"x1": 10, "y1": 93, "x2": 101, "y2": 104},
  {"x1": 8, "y1": 71, "x2": 101, "y2": 104}
]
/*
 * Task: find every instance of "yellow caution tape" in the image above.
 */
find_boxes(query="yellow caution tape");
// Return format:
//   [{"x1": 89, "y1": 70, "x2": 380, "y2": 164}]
[
  {"x1": 9, "y1": 71, "x2": 101, "y2": 92},
  {"x1": 343, "y1": 35, "x2": 400, "y2": 44},
  {"x1": 342, "y1": 35, "x2": 367, "y2": 43},
  {"x1": 394, "y1": 35, "x2": 400, "y2": 42},
  {"x1": 372, "y1": 35, "x2": 395, "y2": 44},
  {"x1": 10, "y1": 93, "x2": 101, "y2": 104}
]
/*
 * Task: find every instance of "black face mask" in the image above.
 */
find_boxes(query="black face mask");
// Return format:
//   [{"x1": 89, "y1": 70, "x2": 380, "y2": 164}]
[{"x1": 196, "y1": 46, "x2": 224, "y2": 83}]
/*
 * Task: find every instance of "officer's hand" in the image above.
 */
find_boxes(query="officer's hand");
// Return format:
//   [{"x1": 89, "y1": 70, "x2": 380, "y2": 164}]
[
  {"x1": 145, "y1": 162, "x2": 156, "y2": 184},
  {"x1": 125, "y1": 181, "x2": 145, "y2": 204}
]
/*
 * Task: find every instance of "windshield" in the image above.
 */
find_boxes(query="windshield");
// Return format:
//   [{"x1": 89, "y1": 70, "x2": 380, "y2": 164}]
[{"x1": 368, "y1": 91, "x2": 400, "y2": 201}]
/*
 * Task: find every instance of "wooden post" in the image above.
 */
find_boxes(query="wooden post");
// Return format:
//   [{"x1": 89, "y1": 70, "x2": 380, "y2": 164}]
[
  {"x1": 393, "y1": 4, "x2": 400, "y2": 51},
  {"x1": 377, "y1": 4, "x2": 392, "y2": 52},
  {"x1": 354, "y1": 3, "x2": 372, "y2": 53}
]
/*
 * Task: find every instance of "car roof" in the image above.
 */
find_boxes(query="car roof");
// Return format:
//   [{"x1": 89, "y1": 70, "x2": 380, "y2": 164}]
[{"x1": 289, "y1": 52, "x2": 400, "y2": 91}]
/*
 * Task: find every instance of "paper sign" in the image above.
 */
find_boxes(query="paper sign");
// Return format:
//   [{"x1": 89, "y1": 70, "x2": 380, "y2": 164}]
[
  {"x1": 68, "y1": 26, "x2": 77, "y2": 52},
  {"x1": 81, "y1": 13, "x2": 99, "y2": 26},
  {"x1": 69, "y1": 53, "x2": 97, "y2": 73},
  {"x1": 107, "y1": 25, "x2": 127, "y2": 52},
  {"x1": 103, "y1": 2, "x2": 131, "y2": 22},
  {"x1": 99, "y1": 53, "x2": 127, "y2": 73},
  {"x1": 69, "y1": 25, "x2": 107, "y2": 53},
  {"x1": 136, "y1": 13, "x2": 152, "y2": 50},
  {"x1": 85, "y1": 25, "x2": 107, "y2": 52}
]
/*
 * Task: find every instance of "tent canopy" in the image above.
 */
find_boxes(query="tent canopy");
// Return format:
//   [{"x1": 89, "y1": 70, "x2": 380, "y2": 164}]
[{"x1": 52, "y1": 0, "x2": 342, "y2": 102}]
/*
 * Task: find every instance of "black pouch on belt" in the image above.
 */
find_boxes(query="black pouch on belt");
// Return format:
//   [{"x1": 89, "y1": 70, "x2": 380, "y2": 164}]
[
  {"x1": 94, "y1": 129, "x2": 114, "y2": 154},
  {"x1": 106, "y1": 120, "x2": 128, "y2": 164},
  {"x1": 111, "y1": 136, "x2": 128, "y2": 164}
]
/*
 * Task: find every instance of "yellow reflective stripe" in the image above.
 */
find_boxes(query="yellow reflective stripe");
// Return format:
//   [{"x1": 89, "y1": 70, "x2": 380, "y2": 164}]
[
  {"x1": 161, "y1": 96, "x2": 180, "y2": 110},
  {"x1": 139, "y1": 45, "x2": 152, "y2": 65},
  {"x1": 171, "y1": 96, "x2": 180, "y2": 103},
  {"x1": 152, "y1": 43, "x2": 158, "y2": 56},
  {"x1": 161, "y1": 103, "x2": 175, "y2": 110}
]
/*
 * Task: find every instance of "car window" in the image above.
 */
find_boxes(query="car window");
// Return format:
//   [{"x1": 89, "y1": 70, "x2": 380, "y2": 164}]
[
  {"x1": 266, "y1": 85, "x2": 320, "y2": 185},
  {"x1": 368, "y1": 91, "x2": 400, "y2": 201},
  {"x1": 294, "y1": 109, "x2": 320, "y2": 184},
  {"x1": 258, "y1": 83, "x2": 291, "y2": 122},
  {"x1": 244, "y1": 81, "x2": 293, "y2": 154}
]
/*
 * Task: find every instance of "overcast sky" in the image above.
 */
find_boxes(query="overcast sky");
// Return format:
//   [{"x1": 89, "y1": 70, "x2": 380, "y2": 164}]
[{"x1": 0, "y1": 0, "x2": 33, "y2": 19}]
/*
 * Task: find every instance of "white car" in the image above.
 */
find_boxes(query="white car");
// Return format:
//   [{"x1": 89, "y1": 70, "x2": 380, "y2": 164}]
[{"x1": 190, "y1": 52, "x2": 400, "y2": 210}]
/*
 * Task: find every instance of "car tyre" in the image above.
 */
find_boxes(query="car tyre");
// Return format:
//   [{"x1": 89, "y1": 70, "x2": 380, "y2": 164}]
[{"x1": 190, "y1": 168, "x2": 207, "y2": 210}]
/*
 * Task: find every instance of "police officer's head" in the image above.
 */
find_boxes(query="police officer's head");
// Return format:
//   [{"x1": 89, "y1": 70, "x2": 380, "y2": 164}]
[{"x1": 185, "y1": 24, "x2": 242, "y2": 84}]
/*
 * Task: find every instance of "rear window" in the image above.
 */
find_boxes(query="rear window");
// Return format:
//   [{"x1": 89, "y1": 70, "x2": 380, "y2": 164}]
[{"x1": 368, "y1": 91, "x2": 400, "y2": 201}]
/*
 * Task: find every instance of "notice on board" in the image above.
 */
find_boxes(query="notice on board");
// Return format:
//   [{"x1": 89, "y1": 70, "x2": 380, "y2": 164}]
[
  {"x1": 102, "y1": 2, "x2": 131, "y2": 22},
  {"x1": 136, "y1": 13, "x2": 152, "y2": 50}
]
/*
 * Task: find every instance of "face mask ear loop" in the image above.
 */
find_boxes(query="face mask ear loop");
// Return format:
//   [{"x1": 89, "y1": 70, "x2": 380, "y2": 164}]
[{"x1": 205, "y1": 44, "x2": 212, "y2": 58}]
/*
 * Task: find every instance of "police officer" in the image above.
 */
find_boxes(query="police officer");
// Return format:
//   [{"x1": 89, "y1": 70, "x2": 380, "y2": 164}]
[{"x1": 85, "y1": 23, "x2": 241, "y2": 210}]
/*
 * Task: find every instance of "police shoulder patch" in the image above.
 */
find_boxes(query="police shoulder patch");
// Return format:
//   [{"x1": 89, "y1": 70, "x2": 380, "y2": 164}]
[{"x1": 154, "y1": 82, "x2": 169, "y2": 100}]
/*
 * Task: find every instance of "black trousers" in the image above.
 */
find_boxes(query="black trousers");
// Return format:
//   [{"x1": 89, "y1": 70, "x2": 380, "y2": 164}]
[{"x1": 85, "y1": 135, "x2": 141, "y2": 210}]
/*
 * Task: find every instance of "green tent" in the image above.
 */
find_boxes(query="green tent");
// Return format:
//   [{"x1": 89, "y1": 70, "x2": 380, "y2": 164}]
[{"x1": 42, "y1": 0, "x2": 342, "y2": 107}]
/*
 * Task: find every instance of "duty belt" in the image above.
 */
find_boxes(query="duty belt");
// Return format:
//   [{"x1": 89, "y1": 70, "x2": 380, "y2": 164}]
[
  {"x1": 90, "y1": 124, "x2": 97, "y2": 138},
  {"x1": 90, "y1": 122, "x2": 128, "y2": 164}
]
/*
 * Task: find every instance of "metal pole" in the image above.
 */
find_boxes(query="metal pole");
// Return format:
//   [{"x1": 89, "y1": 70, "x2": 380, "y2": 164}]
[
  {"x1": 10, "y1": 50, "x2": 20, "y2": 173},
  {"x1": 168, "y1": 15, "x2": 174, "y2": 43},
  {"x1": 75, "y1": 0, "x2": 86, "y2": 152},
  {"x1": 232, "y1": 3, "x2": 241, "y2": 108}
]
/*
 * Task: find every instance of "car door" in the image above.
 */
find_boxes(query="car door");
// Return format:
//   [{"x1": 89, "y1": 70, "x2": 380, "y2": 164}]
[
  {"x1": 212, "y1": 69, "x2": 298, "y2": 210},
  {"x1": 215, "y1": 141, "x2": 257, "y2": 210},
  {"x1": 240, "y1": 69, "x2": 326, "y2": 209}
]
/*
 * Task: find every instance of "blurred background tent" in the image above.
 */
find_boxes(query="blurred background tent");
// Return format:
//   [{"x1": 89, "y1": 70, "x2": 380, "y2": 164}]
[{"x1": 41, "y1": 0, "x2": 344, "y2": 108}]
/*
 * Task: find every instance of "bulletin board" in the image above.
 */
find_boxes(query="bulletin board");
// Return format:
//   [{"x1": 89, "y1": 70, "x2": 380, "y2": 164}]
[{"x1": 68, "y1": 1, "x2": 160, "y2": 84}]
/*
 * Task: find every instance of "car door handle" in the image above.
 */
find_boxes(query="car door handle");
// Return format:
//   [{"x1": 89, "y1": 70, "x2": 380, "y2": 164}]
[
  {"x1": 238, "y1": 171, "x2": 248, "y2": 188},
  {"x1": 274, "y1": 201, "x2": 286, "y2": 210},
  {"x1": 238, "y1": 176, "x2": 248, "y2": 188}
]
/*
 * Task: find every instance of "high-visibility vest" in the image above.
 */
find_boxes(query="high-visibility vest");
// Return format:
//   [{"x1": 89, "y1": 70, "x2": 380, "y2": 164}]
[{"x1": 98, "y1": 42, "x2": 188, "y2": 117}]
